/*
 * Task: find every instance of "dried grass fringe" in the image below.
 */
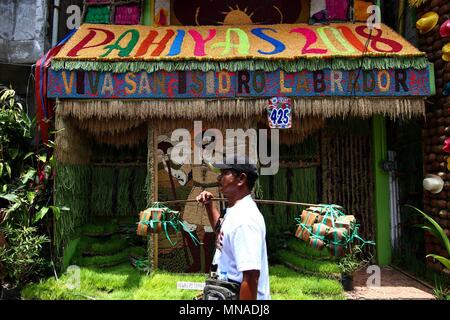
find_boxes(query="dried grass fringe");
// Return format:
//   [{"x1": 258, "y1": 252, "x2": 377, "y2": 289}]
[{"x1": 57, "y1": 97, "x2": 426, "y2": 121}]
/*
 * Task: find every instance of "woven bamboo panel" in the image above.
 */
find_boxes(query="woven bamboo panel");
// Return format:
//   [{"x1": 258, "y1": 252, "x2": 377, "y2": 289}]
[{"x1": 320, "y1": 119, "x2": 375, "y2": 254}]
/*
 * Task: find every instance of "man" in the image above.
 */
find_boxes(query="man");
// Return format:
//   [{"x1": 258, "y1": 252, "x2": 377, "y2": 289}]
[{"x1": 196, "y1": 156, "x2": 271, "y2": 300}]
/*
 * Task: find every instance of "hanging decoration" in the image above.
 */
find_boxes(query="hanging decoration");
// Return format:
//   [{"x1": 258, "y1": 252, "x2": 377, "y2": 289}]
[
  {"x1": 154, "y1": 0, "x2": 170, "y2": 26},
  {"x1": 35, "y1": 29, "x2": 76, "y2": 143},
  {"x1": 267, "y1": 97, "x2": 292, "y2": 129},
  {"x1": 137, "y1": 203, "x2": 200, "y2": 246},
  {"x1": 294, "y1": 205, "x2": 375, "y2": 257}
]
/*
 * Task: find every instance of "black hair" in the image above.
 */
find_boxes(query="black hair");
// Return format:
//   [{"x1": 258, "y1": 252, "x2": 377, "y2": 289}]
[{"x1": 230, "y1": 169, "x2": 258, "y2": 191}]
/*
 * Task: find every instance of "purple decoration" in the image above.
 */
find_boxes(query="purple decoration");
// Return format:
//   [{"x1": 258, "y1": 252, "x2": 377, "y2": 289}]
[
  {"x1": 114, "y1": 4, "x2": 141, "y2": 25},
  {"x1": 326, "y1": 0, "x2": 350, "y2": 21}
]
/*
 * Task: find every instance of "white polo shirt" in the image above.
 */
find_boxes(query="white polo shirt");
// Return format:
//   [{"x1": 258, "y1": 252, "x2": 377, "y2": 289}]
[{"x1": 214, "y1": 195, "x2": 271, "y2": 300}]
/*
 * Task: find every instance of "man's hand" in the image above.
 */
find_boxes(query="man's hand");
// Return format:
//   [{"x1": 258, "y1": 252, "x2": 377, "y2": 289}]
[
  {"x1": 196, "y1": 191, "x2": 220, "y2": 232},
  {"x1": 196, "y1": 191, "x2": 214, "y2": 205}
]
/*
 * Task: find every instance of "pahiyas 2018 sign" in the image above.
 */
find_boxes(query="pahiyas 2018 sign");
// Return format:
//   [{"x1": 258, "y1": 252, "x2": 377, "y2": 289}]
[
  {"x1": 48, "y1": 66, "x2": 432, "y2": 99},
  {"x1": 53, "y1": 23, "x2": 423, "y2": 62}
]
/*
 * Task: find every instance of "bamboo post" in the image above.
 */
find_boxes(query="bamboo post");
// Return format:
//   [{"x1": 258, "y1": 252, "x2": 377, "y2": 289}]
[
  {"x1": 153, "y1": 128, "x2": 159, "y2": 271},
  {"x1": 160, "y1": 198, "x2": 330, "y2": 208},
  {"x1": 147, "y1": 124, "x2": 159, "y2": 272}
]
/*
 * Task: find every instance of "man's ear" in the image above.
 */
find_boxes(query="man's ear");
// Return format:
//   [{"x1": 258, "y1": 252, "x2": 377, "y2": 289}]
[{"x1": 237, "y1": 173, "x2": 247, "y2": 187}]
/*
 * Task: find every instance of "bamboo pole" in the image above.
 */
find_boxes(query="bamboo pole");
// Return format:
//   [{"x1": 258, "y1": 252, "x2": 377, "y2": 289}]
[{"x1": 160, "y1": 198, "x2": 333, "y2": 208}]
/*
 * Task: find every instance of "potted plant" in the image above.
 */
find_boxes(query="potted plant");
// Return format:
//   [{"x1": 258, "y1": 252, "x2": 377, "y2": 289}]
[{"x1": 337, "y1": 246, "x2": 370, "y2": 291}]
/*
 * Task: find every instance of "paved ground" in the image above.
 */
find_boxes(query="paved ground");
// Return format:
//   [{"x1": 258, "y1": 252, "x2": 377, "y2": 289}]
[{"x1": 345, "y1": 266, "x2": 435, "y2": 300}]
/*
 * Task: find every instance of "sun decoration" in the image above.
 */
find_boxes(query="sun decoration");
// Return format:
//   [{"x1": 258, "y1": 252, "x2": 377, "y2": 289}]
[
  {"x1": 173, "y1": 0, "x2": 302, "y2": 26},
  {"x1": 221, "y1": 5, "x2": 254, "y2": 25}
]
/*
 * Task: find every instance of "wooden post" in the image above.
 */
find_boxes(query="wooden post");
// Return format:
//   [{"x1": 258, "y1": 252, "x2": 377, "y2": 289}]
[{"x1": 147, "y1": 124, "x2": 159, "y2": 272}]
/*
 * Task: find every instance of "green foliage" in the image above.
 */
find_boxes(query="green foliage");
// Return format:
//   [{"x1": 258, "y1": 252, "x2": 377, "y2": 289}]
[
  {"x1": 0, "y1": 87, "x2": 33, "y2": 186},
  {"x1": 0, "y1": 225, "x2": 49, "y2": 287},
  {"x1": 336, "y1": 246, "x2": 371, "y2": 275},
  {"x1": 278, "y1": 250, "x2": 341, "y2": 276},
  {"x1": 287, "y1": 238, "x2": 331, "y2": 259},
  {"x1": 408, "y1": 206, "x2": 450, "y2": 272},
  {"x1": 269, "y1": 265, "x2": 344, "y2": 300}
]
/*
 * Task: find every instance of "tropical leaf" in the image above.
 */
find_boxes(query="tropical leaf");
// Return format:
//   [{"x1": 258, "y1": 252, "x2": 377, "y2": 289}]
[
  {"x1": 407, "y1": 205, "x2": 450, "y2": 256},
  {"x1": 27, "y1": 191, "x2": 36, "y2": 204},
  {"x1": 38, "y1": 154, "x2": 47, "y2": 163},
  {"x1": 21, "y1": 168, "x2": 36, "y2": 184},
  {"x1": 0, "y1": 162, "x2": 3, "y2": 176},
  {"x1": 426, "y1": 254, "x2": 450, "y2": 271},
  {"x1": 23, "y1": 152, "x2": 35, "y2": 160},
  {"x1": 33, "y1": 207, "x2": 49, "y2": 224},
  {"x1": 0, "y1": 193, "x2": 19, "y2": 203},
  {"x1": 5, "y1": 163, "x2": 11, "y2": 178},
  {"x1": 49, "y1": 206, "x2": 61, "y2": 220}
]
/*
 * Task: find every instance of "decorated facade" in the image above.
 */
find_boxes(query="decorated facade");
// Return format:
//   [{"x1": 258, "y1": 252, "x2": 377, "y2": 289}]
[{"x1": 36, "y1": 0, "x2": 438, "y2": 274}]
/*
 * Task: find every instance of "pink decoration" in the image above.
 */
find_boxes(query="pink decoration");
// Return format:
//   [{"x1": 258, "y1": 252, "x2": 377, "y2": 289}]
[
  {"x1": 440, "y1": 19, "x2": 450, "y2": 38},
  {"x1": 444, "y1": 137, "x2": 450, "y2": 154},
  {"x1": 326, "y1": 0, "x2": 350, "y2": 21},
  {"x1": 114, "y1": 4, "x2": 141, "y2": 25}
]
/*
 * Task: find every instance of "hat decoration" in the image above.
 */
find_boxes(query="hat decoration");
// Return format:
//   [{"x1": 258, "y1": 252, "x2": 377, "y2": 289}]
[
  {"x1": 416, "y1": 12, "x2": 439, "y2": 34},
  {"x1": 423, "y1": 174, "x2": 444, "y2": 194},
  {"x1": 439, "y1": 19, "x2": 450, "y2": 38}
]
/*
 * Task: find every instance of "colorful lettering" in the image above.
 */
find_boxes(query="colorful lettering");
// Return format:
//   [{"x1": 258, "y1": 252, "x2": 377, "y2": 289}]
[
  {"x1": 136, "y1": 29, "x2": 175, "y2": 57},
  {"x1": 377, "y1": 70, "x2": 390, "y2": 92},
  {"x1": 67, "y1": 28, "x2": 115, "y2": 57},
  {"x1": 218, "y1": 71, "x2": 231, "y2": 94},
  {"x1": 61, "y1": 71, "x2": 75, "y2": 94},
  {"x1": 290, "y1": 27, "x2": 327, "y2": 55},
  {"x1": 101, "y1": 73, "x2": 114, "y2": 95},
  {"x1": 168, "y1": 30, "x2": 185, "y2": 57},
  {"x1": 101, "y1": 29, "x2": 139, "y2": 58},
  {"x1": 280, "y1": 71, "x2": 292, "y2": 93},
  {"x1": 250, "y1": 28, "x2": 285, "y2": 55},
  {"x1": 188, "y1": 29, "x2": 217, "y2": 57},
  {"x1": 317, "y1": 27, "x2": 358, "y2": 54},
  {"x1": 355, "y1": 26, "x2": 403, "y2": 53},
  {"x1": 212, "y1": 28, "x2": 250, "y2": 55},
  {"x1": 125, "y1": 73, "x2": 137, "y2": 95}
]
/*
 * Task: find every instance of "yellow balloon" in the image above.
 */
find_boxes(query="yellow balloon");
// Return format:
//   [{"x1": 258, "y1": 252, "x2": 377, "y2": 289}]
[{"x1": 416, "y1": 12, "x2": 439, "y2": 34}]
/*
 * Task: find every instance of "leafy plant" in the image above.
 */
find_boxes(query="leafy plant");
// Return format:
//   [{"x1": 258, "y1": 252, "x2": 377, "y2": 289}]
[
  {"x1": 0, "y1": 225, "x2": 49, "y2": 288},
  {"x1": 337, "y1": 246, "x2": 370, "y2": 276},
  {"x1": 408, "y1": 205, "x2": 450, "y2": 271}
]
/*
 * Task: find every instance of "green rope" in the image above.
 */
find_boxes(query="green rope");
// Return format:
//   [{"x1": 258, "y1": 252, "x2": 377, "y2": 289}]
[
  {"x1": 139, "y1": 203, "x2": 200, "y2": 246},
  {"x1": 51, "y1": 56, "x2": 429, "y2": 73},
  {"x1": 294, "y1": 205, "x2": 375, "y2": 255}
]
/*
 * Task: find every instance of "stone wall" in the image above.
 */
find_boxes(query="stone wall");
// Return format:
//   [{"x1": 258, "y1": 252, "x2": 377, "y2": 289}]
[{"x1": 0, "y1": 0, "x2": 48, "y2": 64}]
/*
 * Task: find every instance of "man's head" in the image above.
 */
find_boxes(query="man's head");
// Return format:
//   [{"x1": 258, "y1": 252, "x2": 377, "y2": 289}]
[{"x1": 211, "y1": 155, "x2": 258, "y2": 199}]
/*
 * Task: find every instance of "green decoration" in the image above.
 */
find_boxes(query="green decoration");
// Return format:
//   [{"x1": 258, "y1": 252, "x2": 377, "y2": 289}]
[{"x1": 51, "y1": 56, "x2": 429, "y2": 74}]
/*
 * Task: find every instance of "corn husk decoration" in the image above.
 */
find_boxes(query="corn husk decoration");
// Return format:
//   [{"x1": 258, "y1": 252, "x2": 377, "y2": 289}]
[
  {"x1": 294, "y1": 204, "x2": 375, "y2": 257},
  {"x1": 408, "y1": 0, "x2": 428, "y2": 7},
  {"x1": 137, "y1": 203, "x2": 200, "y2": 246}
]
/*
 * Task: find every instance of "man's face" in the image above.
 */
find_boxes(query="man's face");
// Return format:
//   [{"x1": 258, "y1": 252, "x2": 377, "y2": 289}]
[{"x1": 217, "y1": 169, "x2": 240, "y2": 197}]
